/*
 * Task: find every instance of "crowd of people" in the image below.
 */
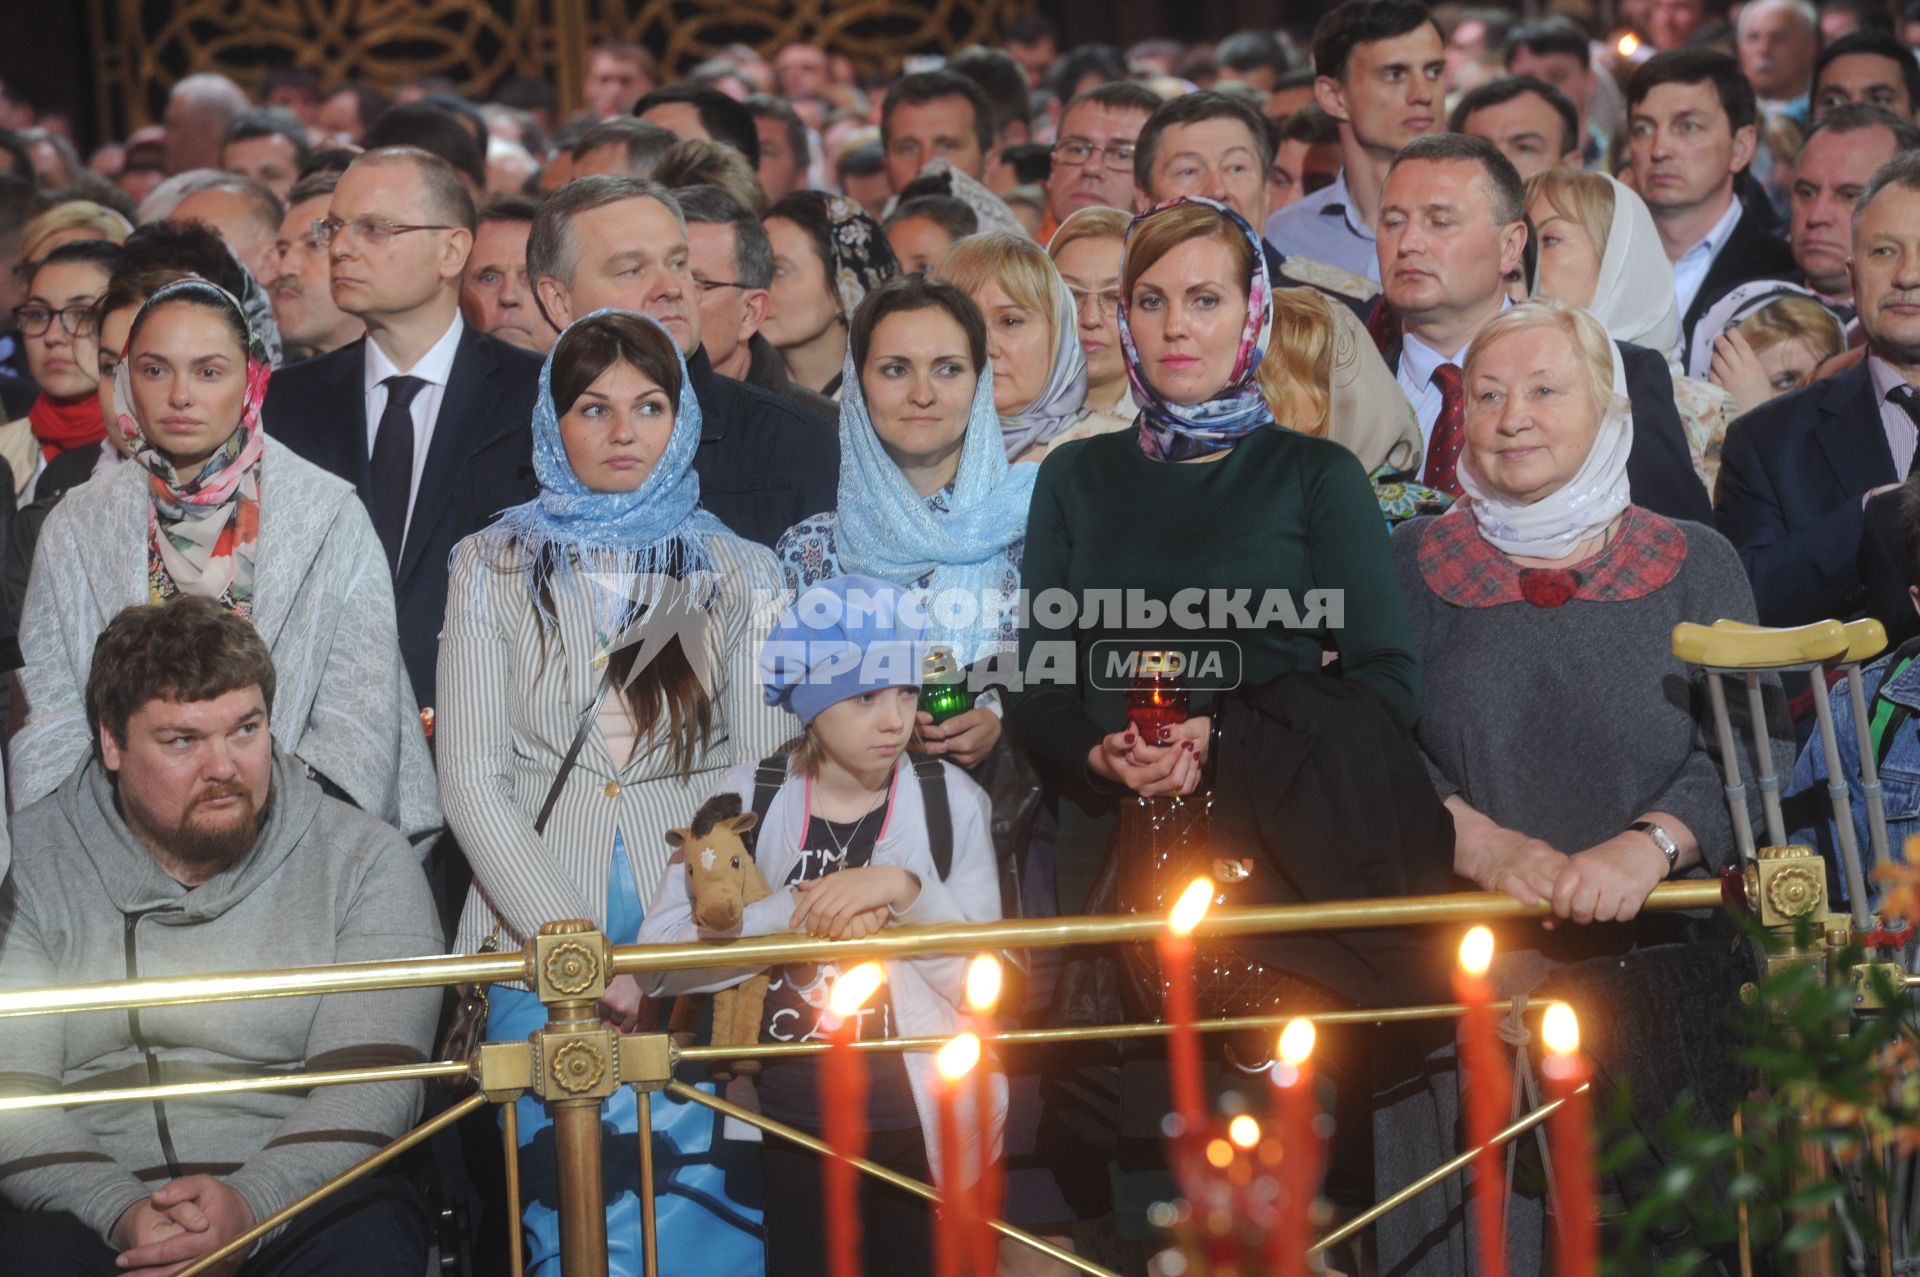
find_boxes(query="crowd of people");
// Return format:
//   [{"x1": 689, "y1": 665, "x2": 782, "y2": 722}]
[{"x1": 0, "y1": 0, "x2": 1917, "y2": 1272}]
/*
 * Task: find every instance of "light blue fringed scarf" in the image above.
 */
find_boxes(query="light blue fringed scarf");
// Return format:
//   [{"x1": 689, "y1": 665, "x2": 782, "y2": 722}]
[
  {"x1": 833, "y1": 349, "x2": 1038, "y2": 667},
  {"x1": 485, "y1": 310, "x2": 733, "y2": 621}
]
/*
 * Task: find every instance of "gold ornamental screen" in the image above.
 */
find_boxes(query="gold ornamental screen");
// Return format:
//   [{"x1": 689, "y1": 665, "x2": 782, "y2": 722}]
[{"x1": 86, "y1": 0, "x2": 1025, "y2": 138}]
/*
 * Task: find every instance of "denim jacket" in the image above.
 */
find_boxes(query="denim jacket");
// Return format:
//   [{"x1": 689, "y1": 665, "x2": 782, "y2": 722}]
[{"x1": 1788, "y1": 651, "x2": 1920, "y2": 911}]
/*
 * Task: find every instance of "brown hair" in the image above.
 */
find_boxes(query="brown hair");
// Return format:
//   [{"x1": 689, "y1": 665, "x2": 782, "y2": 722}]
[
  {"x1": 1121, "y1": 201, "x2": 1256, "y2": 313},
  {"x1": 539, "y1": 312, "x2": 711, "y2": 778},
  {"x1": 1256, "y1": 289, "x2": 1339, "y2": 433},
  {"x1": 95, "y1": 267, "x2": 192, "y2": 337},
  {"x1": 87, "y1": 596, "x2": 275, "y2": 750},
  {"x1": 652, "y1": 137, "x2": 769, "y2": 218},
  {"x1": 848, "y1": 274, "x2": 988, "y2": 374}
]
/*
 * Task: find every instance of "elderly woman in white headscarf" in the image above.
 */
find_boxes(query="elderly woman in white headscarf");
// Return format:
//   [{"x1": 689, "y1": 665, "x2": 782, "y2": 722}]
[
  {"x1": 938, "y1": 230, "x2": 1107, "y2": 463},
  {"x1": 1526, "y1": 170, "x2": 1738, "y2": 492},
  {"x1": 1380, "y1": 299, "x2": 1789, "y2": 1274}
]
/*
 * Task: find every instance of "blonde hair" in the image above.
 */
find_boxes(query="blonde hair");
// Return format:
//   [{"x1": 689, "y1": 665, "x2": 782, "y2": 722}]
[
  {"x1": 1256, "y1": 288, "x2": 1338, "y2": 433},
  {"x1": 1465, "y1": 298, "x2": 1620, "y2": 419},
  {"x1": 18, "y1": 200, "x2": 134, "y2": 268},
  {"x1": 1732, "y1": 294, "x2": 1845, "y2": 365},
  {"x1": 938, "y1": 230, "x2": 1066, "y2": 356},
  {"x1": 1046, "y1": 206, "x2": 1130, "y2": 259},
  {"x1": 1523, "y1": 170, "x2": 1614, "y2": 262}
]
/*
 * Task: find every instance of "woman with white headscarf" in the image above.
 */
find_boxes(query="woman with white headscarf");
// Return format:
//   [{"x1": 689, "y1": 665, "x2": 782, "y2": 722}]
[
  {"x1": 1382, "y1": 299, "x2": 1787, "y2": 1273},
  {"x1": 1526, "y1": 169, "x2": 1739, "y2": 492},
  {"x1": 1687, "y1": 279, "x2": 1848, "y2": 415},
  {"x1": 939, "y1": 231, "x2": 1108, "y2": 463}
]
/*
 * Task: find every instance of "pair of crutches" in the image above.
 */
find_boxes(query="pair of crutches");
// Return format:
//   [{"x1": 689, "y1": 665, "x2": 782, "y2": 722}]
[{"x1": 1671, "y1": 617, "x2": 1892, "y2": 931}]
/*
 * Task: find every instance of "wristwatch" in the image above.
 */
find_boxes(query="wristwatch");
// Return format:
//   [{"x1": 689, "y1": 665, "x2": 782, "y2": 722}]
[{"x1": 1629, "y1": 821, "x2": 1679, "y2": 877}]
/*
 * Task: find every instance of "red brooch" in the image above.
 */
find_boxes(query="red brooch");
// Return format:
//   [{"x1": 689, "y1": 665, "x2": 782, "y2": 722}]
[{"x1": 1517, "y1": 569, "x2": 1581, "y2": 608}]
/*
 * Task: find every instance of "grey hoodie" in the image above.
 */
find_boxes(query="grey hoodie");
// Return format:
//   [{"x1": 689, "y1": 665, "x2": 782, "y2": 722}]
[{"x1": 0, "y1": 746, "x2": 442, "y2": 1242}]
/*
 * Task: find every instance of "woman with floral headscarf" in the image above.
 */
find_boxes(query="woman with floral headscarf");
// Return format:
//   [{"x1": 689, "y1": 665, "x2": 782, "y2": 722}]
[
  {"x1": 438, "y1": 309, "x2": 787, "y2": 1277},
  {"x1": 762, "y1": 191, "x2": 899, "y2": 396},
  {"x1": 13, "y1": 276, "x2": 437, "y2": 837}
]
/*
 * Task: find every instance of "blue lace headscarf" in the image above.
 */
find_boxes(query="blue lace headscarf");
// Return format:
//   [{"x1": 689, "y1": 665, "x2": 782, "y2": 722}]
[
  {"x1": 1116, "y1": 196, "x2": 1275, "y2": 462},
  {"x1": 485, "y1": 309, "x2": 733, "y2": 619},
  {"x1": 833, "y1": 345, "x2": 1037, "y2": 667}
]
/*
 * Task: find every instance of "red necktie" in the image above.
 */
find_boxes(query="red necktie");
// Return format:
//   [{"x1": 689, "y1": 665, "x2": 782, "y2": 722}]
[{"x1": 1422, "y1": 362, "x2": 1466, "y2": 496}]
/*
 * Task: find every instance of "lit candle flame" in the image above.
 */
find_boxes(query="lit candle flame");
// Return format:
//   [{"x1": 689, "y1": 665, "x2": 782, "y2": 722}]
[
  {"x1": 1205, "y1": 1138, "x2": 1235, "y2": 1168},
  {"x1": 1227, "y1": 1114, "x2": 1261, "y2": 1149},
  {"x1": 936, "y1": 1031, "x2": 982, "y2": 1081},
  {"x1": 1617, "y1": 31, "x2": 1640, "y2": 56},
  {"x1": 965, "y1": 955, "x2": 1002, "y2": 1014},
  {"x1": 1458, "y1": 926, "x2": 1495, "y2": 977},
  {"x1": 1279, "y1": 1017, "x2": 1317, "y2": 1066},
  {"x1": 1169, "y1": 877, "x2": 1214, "y2": 936},
  {"x1": 828, "y1": 961, "x2": 886, "y2": 1017},
  {"x1": 1542, "y1": 1002, "x2": 1580, "y2": 1055}
]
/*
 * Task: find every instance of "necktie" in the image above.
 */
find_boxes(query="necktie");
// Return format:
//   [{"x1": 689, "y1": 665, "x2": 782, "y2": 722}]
[
  {"x1": 1890, "y1": 384, "x2": 1920, "y2": 478},
  {"x1": 1422, "y1": 362, "x2": 1466, "y2": 496},
  {"x1": 370, "y1": 374, "x2": 425, "y2": 571}
]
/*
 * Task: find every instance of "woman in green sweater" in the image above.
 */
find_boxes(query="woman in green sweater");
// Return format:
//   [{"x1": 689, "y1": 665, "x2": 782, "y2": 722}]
[{"x1": 1010, "y1": 196, "x2": 1422, "y2": 915}]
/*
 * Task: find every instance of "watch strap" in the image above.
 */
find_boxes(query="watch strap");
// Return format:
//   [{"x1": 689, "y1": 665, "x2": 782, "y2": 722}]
[{"x1": 1629, "y1": 820, "x2": 1679, "y2": 875}]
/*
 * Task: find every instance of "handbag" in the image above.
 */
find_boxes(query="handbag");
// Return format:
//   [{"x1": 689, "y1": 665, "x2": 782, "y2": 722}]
[{"x1": 438, "y1": 668, "x2": 614, "y2": 1089}]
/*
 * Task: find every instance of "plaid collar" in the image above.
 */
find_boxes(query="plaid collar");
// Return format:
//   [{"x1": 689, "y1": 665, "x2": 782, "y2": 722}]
[{"x1": 1417, "y1": 503, "x2": 1687, "y2": 609}]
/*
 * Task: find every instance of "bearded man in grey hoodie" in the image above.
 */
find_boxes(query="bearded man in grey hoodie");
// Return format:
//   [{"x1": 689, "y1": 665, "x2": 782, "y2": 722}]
[{"x1": 0, "y1": 596, "x2": 443, "y2": 1276}]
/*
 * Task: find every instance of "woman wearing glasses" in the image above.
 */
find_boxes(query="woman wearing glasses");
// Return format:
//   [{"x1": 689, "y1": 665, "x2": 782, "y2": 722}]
[
  {"x1": 0, "y1": 240, "x2": 123, "y2": 503},
  {"x1": 13, "y1": 276, "x2": 439, "y2": 843},
  {"x1": 761, "y1": 191, "x2": 899, "y2": 397},
  {"x1": 1047, "y1": 207, "x2": 1136, "y2": 438}
]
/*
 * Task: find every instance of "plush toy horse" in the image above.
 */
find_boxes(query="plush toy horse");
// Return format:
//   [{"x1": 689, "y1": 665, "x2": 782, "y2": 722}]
[{"x1": 665, "y1": 793, "x2": 772, "y2": 1080}]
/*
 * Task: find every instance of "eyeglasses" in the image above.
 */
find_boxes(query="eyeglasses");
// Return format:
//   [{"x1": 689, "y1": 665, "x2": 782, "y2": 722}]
[
  {"x1": 312, "y1": 216, "x2": 456, "y2": 248},
  {"x1": 13, "y1": 303, "x2": 98, "y2": 338},
  {"x1": 1066, "y1": 286, "x2": 1124, "y2": 318},
  {"x1": 691, "y1": 275, "x2": 750, "y2": 294},
  {"x1": 1052, "y1": 139, "x2": 1137, "y2": 172}
]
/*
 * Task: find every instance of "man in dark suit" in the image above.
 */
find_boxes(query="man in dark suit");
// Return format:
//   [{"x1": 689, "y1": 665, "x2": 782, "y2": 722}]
[
  {"x1": 263, "y1": 146, "x2": 542, "y2": 711},
  {"x1": 1719, "y1": 151, "x2": 1920, "y2": 627},
  {"x1": 1625, "y1": 49, "x2": 1798, "y2": 350},
  {"x1": 1375, "y1": 134, "x2": 1712, "y2": 522},
  {"x1": 527, "y1": 175, "x2": 837, "y2": 548}
]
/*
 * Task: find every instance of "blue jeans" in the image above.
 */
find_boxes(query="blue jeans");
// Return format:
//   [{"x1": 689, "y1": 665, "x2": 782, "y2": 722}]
[{"x1": 485, "y1": 834, "x2": 764, "y2": 1277}]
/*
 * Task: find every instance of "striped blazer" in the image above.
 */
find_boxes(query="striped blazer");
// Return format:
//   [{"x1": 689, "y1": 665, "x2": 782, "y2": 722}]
[{"x1": 437, "y1": 528, "x2": 791, "y2": 957}]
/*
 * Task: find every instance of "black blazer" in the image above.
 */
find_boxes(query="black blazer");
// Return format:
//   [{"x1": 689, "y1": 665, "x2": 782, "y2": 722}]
[
  {"x1": 263, "y1": 325, "x2": 543, "y2": 709},
  {"x1": 684, "y1": 345, "x2": 839, "y2": 548},
  {"x1": 1716, "y1": 362, "x2": 1889, "y2": 626},
  {"x1": 1679, "y1": 199, "x2": 1800, "y2": 350},
  {"x1": 1385, "y1": 337, "x2": 1713, "y2": 525}
]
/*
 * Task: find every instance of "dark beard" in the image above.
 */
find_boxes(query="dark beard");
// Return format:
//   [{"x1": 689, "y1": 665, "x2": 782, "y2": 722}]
[{"x1": 121, "y1": 780, "x2": 271, "y2": 879}]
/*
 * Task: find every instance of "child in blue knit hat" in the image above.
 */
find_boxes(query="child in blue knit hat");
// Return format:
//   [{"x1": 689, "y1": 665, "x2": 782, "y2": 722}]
[{"x1": 640, "y1": 575, "x2": 1006, "y2": 1276}]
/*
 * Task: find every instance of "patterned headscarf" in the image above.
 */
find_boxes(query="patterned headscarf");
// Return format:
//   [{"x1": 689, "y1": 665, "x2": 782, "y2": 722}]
[
  {"x1": 116, "y1": 278, "x2": 270, "y2": 616},
  {"x1": 822, "y1": 195, "x2": 899, "y2": 318},
  {"x1": 1116, "y1": 197, "x2": 1275, "y2": 462},
  {"x1": 485, "y1": 309, "x2": 734, "y2": 621}
]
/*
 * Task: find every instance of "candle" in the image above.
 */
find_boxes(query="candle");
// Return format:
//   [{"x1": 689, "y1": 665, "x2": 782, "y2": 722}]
[
  {"x1": 919, "y1": 647, "x2": 975, "y2": 723},
  {"x1": 934, "y1": 1033, "x2": 982, "y2": 1277},
  {"x1": 1454, "y1": 927, "x2": 1511, "y2": 1277},
  {"x1": 821, "y1": 962, "x2": 886, "y2": 1277},
  {"x1": 964, "y1": 955, "x2": 1003, "y2": 1277},
  {"x1": 1268, "y1": 1017, "x2": 1322, "y2": 1277},
  {"x1": 1162, "y1": 877, "x2": 1214, "y2": 1145},
  {"x1": 1126, "y1": 650, "x2": 1190, "y2": 741},
  {"x1": 1542, "y1": 1003, "x2": 1598, "y2": 1277}
]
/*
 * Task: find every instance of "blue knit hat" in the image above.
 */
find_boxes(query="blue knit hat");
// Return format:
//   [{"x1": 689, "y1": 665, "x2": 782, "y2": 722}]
[{"x1": 761, "y1": 575, "x2": 927, "y2": 725}]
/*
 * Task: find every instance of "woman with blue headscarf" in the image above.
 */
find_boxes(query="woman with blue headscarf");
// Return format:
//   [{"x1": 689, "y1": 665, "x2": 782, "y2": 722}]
[
  {"x1": 775, "y1": 275, "x2": 1035, "y2": 770},
  {"x1": 437, "y1": 310, "x2": 786, "y2": 1277}
]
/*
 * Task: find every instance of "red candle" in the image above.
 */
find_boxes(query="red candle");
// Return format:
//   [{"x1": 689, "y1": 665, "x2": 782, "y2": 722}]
[
  {"x1": 1454, "y1": 927, "x2": 1511, "y2": 1277},
  {"x1": 1162, "y1": 877, "x2": 1214, "y2": 1144},
  {"x1": 820, "y1": 962, "x2": 885, "y2": 1277},
  {"x1": 934, "y1": 1033, "x2": 982, "y2": 1277},
  {"x1": 1542, "y1": 1003, "x2": 1598, "y2": 1277},
  {"x1": 1268, "y1": 1017, "x2": 1322, "y2": 1277},
  {"x1": 965, "y1": 956, "x2": 1003, "y2": 1277}
]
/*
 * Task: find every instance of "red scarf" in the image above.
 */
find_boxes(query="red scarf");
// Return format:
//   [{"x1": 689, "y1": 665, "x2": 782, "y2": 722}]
[{"x1": 27, "y1": 392, "x2": 105, "y2": 461}]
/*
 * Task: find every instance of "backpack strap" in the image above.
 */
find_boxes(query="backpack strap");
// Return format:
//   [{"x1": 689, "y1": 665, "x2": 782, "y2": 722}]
[
  {"x1": 910, "y1": 754, "x2": 953, "y2": 881},
  {"x1": 748, "y1": 753, "x2": 789, "y2": 851},
  {"x1": 1870, "y1": 637, "x2": 1920, "y2": 770}
]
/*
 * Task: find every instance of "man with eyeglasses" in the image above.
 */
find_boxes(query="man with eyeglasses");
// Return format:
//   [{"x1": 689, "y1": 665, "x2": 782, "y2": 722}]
[
  {"x1": 271, "y1": 172, "x2": 364, "y2": 363},
  {"x1": 1040, "y1": 82, "x2": 1162, "y2": 242},
  {"x1": 264, "y1": 145, "x2": 542, "y2": 712}
]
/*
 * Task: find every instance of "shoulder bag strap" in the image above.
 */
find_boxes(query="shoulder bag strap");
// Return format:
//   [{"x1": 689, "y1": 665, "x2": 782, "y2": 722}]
[{"x1": 910, "y1": 755, "x2": 953, "y2": 881}]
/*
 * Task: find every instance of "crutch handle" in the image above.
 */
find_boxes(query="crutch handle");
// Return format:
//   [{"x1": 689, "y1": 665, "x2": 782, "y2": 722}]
[
  {"x1": 1709, "y1": 617, "x2": 1888, "y2": 665},
  {"x1": 1672, "y1": 619, "x2": 1848, "y2": 669}
]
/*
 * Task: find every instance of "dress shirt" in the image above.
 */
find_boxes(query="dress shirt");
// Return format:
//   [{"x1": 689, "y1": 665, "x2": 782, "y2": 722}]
[
  {"x1": 362, "y1": 312, "x2": 464, "y2": 544},
  {"x1": 1671, "y1": 197, "x2": 1744, "y2": 325},
  {"x1": 1264, "y1": 170, "x2": 1381, "y2": 283},
  {"x1": 1869, "y1": 354, "x2": 1920, "y2": 480},
  {"x1": 1397, "y1": 330, "x2": 1472, "y2": 455}
]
